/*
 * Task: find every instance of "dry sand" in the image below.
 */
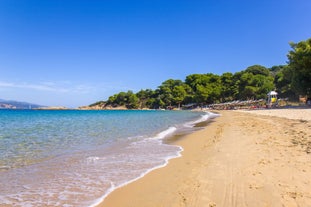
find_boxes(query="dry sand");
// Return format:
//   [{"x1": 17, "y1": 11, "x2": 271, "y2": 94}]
[
  {"x1": 238, "y1": 108, "x2": 311, "y2": 121},
  {"x1": 98, "y1": 109, "x2": 311, "y2": 207}
]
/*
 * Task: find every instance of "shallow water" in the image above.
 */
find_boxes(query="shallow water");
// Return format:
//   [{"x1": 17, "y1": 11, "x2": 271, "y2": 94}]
[{"x1": 0, "y1": 109, "x2": 211, "y2": 206}]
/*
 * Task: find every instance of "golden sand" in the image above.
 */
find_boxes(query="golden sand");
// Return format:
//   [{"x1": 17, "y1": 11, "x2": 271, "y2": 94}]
[{"x1": 98, "y1": 109, "x2": 311, "y2": 207}]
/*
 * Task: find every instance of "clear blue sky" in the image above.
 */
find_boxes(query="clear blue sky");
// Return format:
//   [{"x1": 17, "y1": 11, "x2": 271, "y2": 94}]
[{"x1": 1, "y1": 0, "x2": 310, "y2": 107}]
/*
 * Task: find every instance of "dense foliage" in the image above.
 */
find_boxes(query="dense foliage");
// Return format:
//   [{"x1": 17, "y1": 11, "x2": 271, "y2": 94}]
[
  {"x1": 287, "y1": 38, "x2": 311, "y2": 96},
  {"x1": 92, "y1": 37, "x2": 310, "y2": 109}
]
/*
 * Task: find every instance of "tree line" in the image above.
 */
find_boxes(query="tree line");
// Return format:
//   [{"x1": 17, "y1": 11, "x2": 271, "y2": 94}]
[{"x1": 90, "y1": 37, "x2": 311, "y2": 109}]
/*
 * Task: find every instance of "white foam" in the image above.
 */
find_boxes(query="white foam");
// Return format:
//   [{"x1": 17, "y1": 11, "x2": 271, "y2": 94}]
[
  {"x1": 154, "y1": 126, "x2": 177, "y2": 140},
  {"x1": 1, "y1": 111, "x2": 210, "y2": 207},
  {"x1": 88, "y1": 125, "x2": 185, "y2": 207},
  {"x1": 185, "y1": 111, "x2": 219, "y2": 127},
  {"x1": 89, "y1": 145, "x2": 183, "y2": 207},
  {"x1": 89, "y1": 112, "x2": 220, "y2": 206}
]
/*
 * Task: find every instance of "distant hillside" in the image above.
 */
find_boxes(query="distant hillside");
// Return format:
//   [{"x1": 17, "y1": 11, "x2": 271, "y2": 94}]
[{"x1": 0, "y1": 99, "x2": 45, "y2": 109}]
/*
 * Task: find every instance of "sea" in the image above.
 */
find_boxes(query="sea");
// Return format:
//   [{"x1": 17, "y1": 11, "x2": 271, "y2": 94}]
[{"x1": 0, "y1": 109, "x2": 215, "y2": 207}]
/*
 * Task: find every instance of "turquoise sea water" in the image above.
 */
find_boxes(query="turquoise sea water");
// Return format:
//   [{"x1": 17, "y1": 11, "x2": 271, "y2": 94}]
[{"x1": 0, "y1": 109, "x2": 213, "y2": 206}]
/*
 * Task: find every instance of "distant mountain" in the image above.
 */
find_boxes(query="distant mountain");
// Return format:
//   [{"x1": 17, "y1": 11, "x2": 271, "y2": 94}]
[{"x1": 0, "y1": 99, "x2": 45, "y2": 109}]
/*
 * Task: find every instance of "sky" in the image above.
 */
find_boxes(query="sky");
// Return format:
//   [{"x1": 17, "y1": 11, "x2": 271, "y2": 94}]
[{"x1": 0, "y1": 0, "x2": 310, "y2": 108}]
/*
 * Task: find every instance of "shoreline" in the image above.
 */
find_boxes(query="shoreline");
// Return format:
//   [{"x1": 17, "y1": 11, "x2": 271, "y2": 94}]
[
  {"x1": 98, "y1": 109, "x2": 311, "y2": 207},
  {"x1": 0, "y1": 110, "x2": 208, "y2": 206},
  {"x1": 90, "y1": 112, "x2": 216, "y2": 207},
  {"x1": 97, "y1": 115, "x2": 219, "y2": 207}
]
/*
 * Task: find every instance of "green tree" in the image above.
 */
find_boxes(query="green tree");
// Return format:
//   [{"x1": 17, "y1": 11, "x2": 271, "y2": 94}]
[
  {"x1": 136, "y1": 89, "x2": 155, "y2": 108},
  {"x1": 116, "y1": 92, "x2": 127, "y2": 105},
  {"x1": 158, "y1": 79, "x2": 183, "y2": 107},
  {"x1": 245, "y1": 65, "x2": 270, "y2": 76},
  {"x1": 106, "y1": 91, "x2": 139, "y2": 109},
  {"x1": 145, "y1": 98, "x2": 157, "y2": 109},
  {"x1": 107, "y1": 94, "x2": 118, "y2": 106},
  {"x1": 253, "y1": 74, "x2": 275, "y2": 99},
  {"x1": 272, "y1": 65, "x2": 296, "y2": 100},
  {"x1": 220, "y1": 72, "x2": 239, "y2": 102},
  {"x1": 235, "y1": 66, "x2": 274, "y2": 100},
  {"x1": 185, "y1": 73, "x2": 221, "y2": 104},
  {"x1": 206, "y1": 74, "x2": 222, "y2": 103},
  {"x1": 237, "y1": 72, "x2": 257, "y2": 99},
  {"x1": 270, "y1": 65, "x2": 286, "y2": 77},
  {"x1": 287, "y1": 38, "x2": 311, "y2": 96},
  {"x1": 185, "y1": 74, "x2": 208, "y2": 90},
  {"x1": 182, "y1": 84, "x2": 194, "y2": 105},
  {"x1": 195, "y1": 84, "x2": 210, "y2": 104},
  {"x1": 185, "y1": 74, "x2": 208, "y2": 104},
  {"x1": 172, "y1": 85, "x2": 187, "y2": 108},
  {"x1": 127, "y1": 92, "x2": 139, "y2": 109}
]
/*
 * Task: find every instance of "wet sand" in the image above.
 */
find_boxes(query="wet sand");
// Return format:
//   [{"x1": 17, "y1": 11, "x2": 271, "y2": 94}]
[{"x1": 98, "y1": 109, "x2": 311, "y2": 207}]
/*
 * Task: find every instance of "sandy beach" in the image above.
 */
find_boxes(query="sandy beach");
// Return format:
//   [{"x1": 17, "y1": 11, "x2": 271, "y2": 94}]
[{"x1": 98, "y1": 108, "x2": 311, "y2": 207}]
